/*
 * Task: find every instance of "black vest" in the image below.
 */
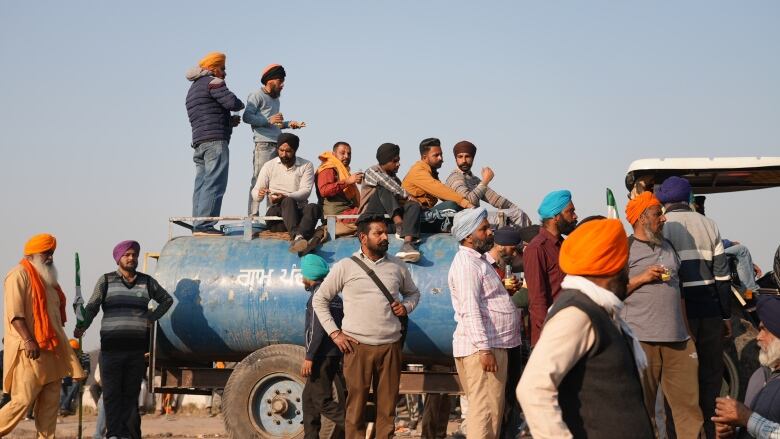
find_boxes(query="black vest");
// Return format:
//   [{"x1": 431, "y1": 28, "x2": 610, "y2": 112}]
[{"x1": 547, "y1": 289, "x2": 653, "y2": 439}]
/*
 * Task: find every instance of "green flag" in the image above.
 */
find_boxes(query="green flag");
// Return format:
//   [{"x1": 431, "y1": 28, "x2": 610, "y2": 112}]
[
  {"x1": 606, "y1": 188, "x2": 619, "y2": 219},
  {"x1": 73, "y1": 253, "x2": 86, "y2": 325}
]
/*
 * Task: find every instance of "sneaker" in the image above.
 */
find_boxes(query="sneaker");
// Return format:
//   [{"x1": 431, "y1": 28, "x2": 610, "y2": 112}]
[
  {"x1": 298, "y1": 229, "x2": 329, "y2": 256},
  {"x1": 193, "y1": 227, "x2": 224, "y2": 236},
  {"x1": 289, "y1": 235, "x2": 308, "y2": 253},
  {"x1": 395, "y1": 243, "x2": 421, "y2": 263}
]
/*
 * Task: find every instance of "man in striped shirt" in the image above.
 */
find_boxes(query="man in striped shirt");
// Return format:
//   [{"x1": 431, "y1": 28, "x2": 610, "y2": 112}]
[
  {"x1": 448, "y1": 208, "x2": 522, "y2": 439},
  {"x1": 75, "y1": 240, "x2": 173, "y2": 439},
  {"x1": 655, "y1": 176, "x2": 732, "y2": 439},
  {"x1": 445, "y1": 141, "x2": 531, "y2": 227}
]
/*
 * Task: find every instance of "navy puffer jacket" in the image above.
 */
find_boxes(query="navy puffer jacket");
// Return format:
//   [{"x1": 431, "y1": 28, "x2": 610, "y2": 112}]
[{"x1": 185, "y1": 67, "x2": 245, "y2": 146}]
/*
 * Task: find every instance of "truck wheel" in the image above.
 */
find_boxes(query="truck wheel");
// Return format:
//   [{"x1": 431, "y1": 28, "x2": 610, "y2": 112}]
[
  {"x1": 721, "y1": 351, "x2": 741, "y2": 399},
  {"x1": 222, "y1": 344, "x2": 342, "y2": 439}
]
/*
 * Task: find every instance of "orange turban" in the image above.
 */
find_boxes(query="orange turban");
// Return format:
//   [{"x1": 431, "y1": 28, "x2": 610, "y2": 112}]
[
  {"x1": 69, "y1": 339, "x2": 80, "y2": 350},
  {"x1": 560, "y1": 219, "x2": 628, "y2": 277},
  {"x1": 625, "y1": 192, "x2": 661, "y2": 225},
  {"x1": 24, "y1": 233, "x2": 57, "y2": 255},
  {"x1": 198, "y1": 52, "x2": 226, "y2": 70}
]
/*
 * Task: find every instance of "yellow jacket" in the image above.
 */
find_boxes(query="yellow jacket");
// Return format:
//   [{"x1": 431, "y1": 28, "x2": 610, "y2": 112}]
[{"x1": 402, "y1": 160, "x2": 469, "y2": 209}]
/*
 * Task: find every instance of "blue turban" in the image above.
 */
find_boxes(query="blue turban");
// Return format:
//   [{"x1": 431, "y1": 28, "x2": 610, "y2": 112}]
[
  {"x1": 757, "y1": 294, "x2": 780, "y2": 338},
  {"x1": 656, "y1": 176, "x2": 691, "y2": 204},
  {"x1": 538, "y1": 190, "x2": 572, "y2": 219},
  {"x1": 452, "y1": 207, "x2": 488, "y2": 241},
  {"x1": 301, "y1": 254, "x2": 330, "y2": 281}
]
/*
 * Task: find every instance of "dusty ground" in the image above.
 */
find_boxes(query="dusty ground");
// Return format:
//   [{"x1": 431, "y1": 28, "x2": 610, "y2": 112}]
[
  {"x1": 6, "y1": 412, "x2": 229, "y2": 439},
  {"x1": 5, "y1": 412, "x2": 467, "y2": 439}
]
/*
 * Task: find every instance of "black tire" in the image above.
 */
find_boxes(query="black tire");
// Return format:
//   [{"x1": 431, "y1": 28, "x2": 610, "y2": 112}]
[
  {"x1": 721, "y1": 351, "x2": 740, "y2": 398},
  {"x1": 222, "y1": 344, "x2": 342, "y2": 439}
]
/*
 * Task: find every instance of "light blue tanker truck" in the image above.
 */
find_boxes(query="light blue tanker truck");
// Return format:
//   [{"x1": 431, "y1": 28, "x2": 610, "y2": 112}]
[{"x1": 150, "y1": 221, "x2": 464, "y2": 439}]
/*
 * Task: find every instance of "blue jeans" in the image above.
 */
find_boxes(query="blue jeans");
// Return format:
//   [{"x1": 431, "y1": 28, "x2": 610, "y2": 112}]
[
  {"x1": 60, "y1": 377, "x2": 80, "y2": 412},
  {"x1": 247, "y1": 141, "x2": 277, "y2": 215},
  {"x1": 94, "y1": 396, "x2": 106, "y2": 439},
  {"x1": 725, "y1": 244, "x2": 759, "y2": 293},
  {"x1": 192, "y1": 140, "x2": 230, "y2": 231}
]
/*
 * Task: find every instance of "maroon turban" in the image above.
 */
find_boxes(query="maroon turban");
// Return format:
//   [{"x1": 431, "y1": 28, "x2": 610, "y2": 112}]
[{"x1": 453, "y1": 141, "x2": 477, "y2": 156}]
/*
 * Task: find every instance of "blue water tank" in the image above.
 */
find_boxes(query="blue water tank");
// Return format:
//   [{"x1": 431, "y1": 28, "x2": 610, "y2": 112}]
[{"x1": 154, "y1": 234, "x2": 459, "y2": 365}]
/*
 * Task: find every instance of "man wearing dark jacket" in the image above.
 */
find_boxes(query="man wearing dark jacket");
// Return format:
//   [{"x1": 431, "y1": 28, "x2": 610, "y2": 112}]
[
  {"x1": 185, "y1": 51, "x2": 245, "y2": 236},
  {"x1": 656, "y1": 176, "x2": 732, "y2": 439},
  {"x1": 300, "y1": 254, "x2": 344, "y2": 439}
]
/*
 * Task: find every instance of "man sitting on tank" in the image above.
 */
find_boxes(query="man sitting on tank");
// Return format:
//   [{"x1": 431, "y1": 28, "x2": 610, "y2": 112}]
[
  {"x1": 402, "y1": 138, "x2": 474, "y2": 225},
  {"x1": 252, "y1": 133, "x2": 324, "y2": 254},
  {"x1": 316, "y1": 141, "x2": 363, "y2": 237},
  {"x1": 359, "y1": 143, "x2": 424, "y2": 263},
  {"x1": 445, "y1": 140, "x2": 532, "y2": 228},
  {"x1": 712, "y1": 294, "x2": 780, "y2": 439}
]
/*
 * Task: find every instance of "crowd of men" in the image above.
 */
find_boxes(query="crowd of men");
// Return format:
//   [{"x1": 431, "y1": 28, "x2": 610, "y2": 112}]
[
  {"x1": 184, "y1": 52, "x2": 531, "y2": 262},
  {"x1": 1, "y1": 49, "x2": 778, "y2": 439},
  {"x1": 299, "y1": 175, "x2": 780, "y2": 439}
]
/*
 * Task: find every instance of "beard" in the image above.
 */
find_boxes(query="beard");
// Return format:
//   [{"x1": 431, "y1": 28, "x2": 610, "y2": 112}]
[
  {"x1": 558, "y1": 217, "x2": 577, "y2": 236},
  {"x1": 368, "y1": 239, "x2": 389, "y2": 256},
  {"x1": 643, "y1": 224, "x2": 664, "y2": 245},
  {"x1": 30, "y1": 255, "x2": 58, "y2": 287},
  {"x1": 280, "y1": 155, "x2": 296, "y2": 167},
  {"x1": 608, "y1": 268, "x2": 630, "y2": 301},
  {"x1": 759, "y1": 337, "x2": 780, "y2": 370},
  {"x1": 120, "y1": 259, "x2": 138, "y2": 274},
  {"x1": 472, "y1": 235, "x2": 495, "y2": 254},
  {"x1": 458, "y1": 163, "x2": 471, "y2": 173}
]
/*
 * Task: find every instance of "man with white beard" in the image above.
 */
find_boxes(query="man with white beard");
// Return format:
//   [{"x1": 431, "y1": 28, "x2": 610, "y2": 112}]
[
  {"x1": 712, "y1": 294, "x2": 780, "y2": 439},
  {"x1": 0, "y1": 233, "x2": 86, "y2": 438}
]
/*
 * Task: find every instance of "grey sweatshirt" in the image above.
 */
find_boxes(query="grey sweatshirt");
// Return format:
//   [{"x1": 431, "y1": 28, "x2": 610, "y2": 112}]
[
  {"x1": 313, "y1": 251, "x2": 421, "y2": 345},
  {"x1": 242, "y1": 88, "x2": 288, "y2": 143}
]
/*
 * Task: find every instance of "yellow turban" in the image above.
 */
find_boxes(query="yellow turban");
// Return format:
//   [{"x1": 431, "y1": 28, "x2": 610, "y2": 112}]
[
  {"x1": 24, "y1": 233, "x2": 57, "y2": 255},
  {"x1": 560, "y1": 219, "x2": 628, "y2": 277},
  {"x1": 625, "y1": 192, "x2": 661, "y2": 225},
  {"x1": 198, "y1": 52, "x2": 226, "y2": 70}
]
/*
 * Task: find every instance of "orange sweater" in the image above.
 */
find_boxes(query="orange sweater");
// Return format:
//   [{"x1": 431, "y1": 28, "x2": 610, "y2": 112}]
[{"x1": 402, "y1": 161, "x2": 469, "y2": 209}]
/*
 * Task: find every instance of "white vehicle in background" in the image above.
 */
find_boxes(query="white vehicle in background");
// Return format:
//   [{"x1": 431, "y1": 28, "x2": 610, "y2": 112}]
[{"x1": 625, "y1": 156, "x2": 780, "y2": 399}]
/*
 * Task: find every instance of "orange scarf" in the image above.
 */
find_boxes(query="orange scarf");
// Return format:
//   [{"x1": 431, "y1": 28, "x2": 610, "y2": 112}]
[
  {"x1": 19, "y1": 259, "x2": 66, "y2": 351},
  {"x1": 318, "y1": 151, "x2": 360, "y2": 205}
]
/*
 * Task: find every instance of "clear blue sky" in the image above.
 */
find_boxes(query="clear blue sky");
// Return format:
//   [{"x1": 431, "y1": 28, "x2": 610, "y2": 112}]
[{"x1": 2, "y1": 1, "x2": 778, "y2": 350}]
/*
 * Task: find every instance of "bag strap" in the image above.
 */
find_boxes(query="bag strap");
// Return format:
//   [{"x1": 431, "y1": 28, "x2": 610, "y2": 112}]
[{"x1": 350, "y1": 256, "x2": 396, "y2": 305}]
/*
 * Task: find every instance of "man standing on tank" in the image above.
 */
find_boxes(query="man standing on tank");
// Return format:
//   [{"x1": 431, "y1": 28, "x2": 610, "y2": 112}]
[
  {"x1": 313, "y1": 213, "x2": 420, "y2": 439},
  {"x1": 185, "y1": 51, "x2": 244, "y2": 236},
  {"x1": 243, "y1": 64, "x2": 306, "y2": 215},
  {"x1": 74, "y1": 241, "x2": 173, "y2": 439}
]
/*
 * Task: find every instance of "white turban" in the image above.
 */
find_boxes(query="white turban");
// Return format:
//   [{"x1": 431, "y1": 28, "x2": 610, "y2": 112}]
[{"x1": 451, "y1": 207, "x2": 488, "y2": 241}]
